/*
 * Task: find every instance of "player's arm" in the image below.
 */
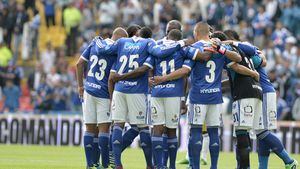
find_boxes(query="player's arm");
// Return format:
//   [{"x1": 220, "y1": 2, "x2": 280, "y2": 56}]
[
  {"x1": 229, "y1": 63, "x2": 259, "y2": 81},
  {"x1": 108, "y1": 71, "x2": 116, "y2": 100},
  {"x1": 153, "y1": 66, "x2": 191, "y2": 85},
  {"x1": 148, "y1": 38, "x2": 195, "y2": 58},
  {"x1": 110, "y1": 56, "x2": 154, "y2": 83},
  {"x1": 183, "y1": 46, "x2": 215, "y2": 61},
  {"x1": 96, "y1": 38, "x2": 119, "y2": 55},
  {"x1": 258, "y1": 51, "x2": 267, "y2": 67},
  {"x1": 76, "y1": 42, "x2": 92, "y2": 99},
  {"x1": 228, "y1": 41, "x2": 256, "y2": 57},
  {"x1": 212, "y1": 39, "x2": 242, "y2": 62}
]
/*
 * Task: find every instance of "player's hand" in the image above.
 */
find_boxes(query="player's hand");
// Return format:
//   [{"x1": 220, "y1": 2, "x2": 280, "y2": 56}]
[
  {"x1": 152, "y1": 76, "x2": 167, "y2": 85},
  {"x1": 110, "y1": 73, "x2": 122, "y2": 83},
  {"x1": 180, "y1": 101, "x2": 187, "y2": 115},
  {"x1": 252, "y1": 71, "x2": 260, "y2": 82},
  {"x1": 211, "y1": 38, "x2": 227, "y2": 55},
  {"x1": 78, "y1": 86, "x2": 84, "y2": 100}
]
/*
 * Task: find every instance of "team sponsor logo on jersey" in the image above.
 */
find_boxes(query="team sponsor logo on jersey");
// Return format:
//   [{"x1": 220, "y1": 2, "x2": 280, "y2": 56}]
[
  {"x1": 119, "y1": 80, "x2": 138, "y2": 86},
  {"x1": 154, "y1": 84, "x2": 175, "y2": 89},
  {"x1": 124, "y1": 42, "x2": 141, "y2": 50},
  {"x1": 244, "y1": 105, "x2": 253, "y2": 117},
  {"x1": 86, "y1": 82, "x2": 102, "y2": 89},
  {"x1": 252, "y1": 84, "x2": 262, "y2": 91},
  {"x1": 136, "y1": 111, "x2": 145, "y2": 120},
  {"x1": 200, "y1": 88, "x2": 220, "y2": 94}
]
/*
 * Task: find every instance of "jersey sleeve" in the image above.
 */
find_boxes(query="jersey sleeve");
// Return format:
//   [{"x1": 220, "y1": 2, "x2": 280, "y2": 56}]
[
  {"x1": 95, "y1": 38, "x2": 119, "y2": 55},
  {"x1": 181, "y1": 46, "x2": 201, "y2": 60},
  {"x1": 143, "y1": 55, "x2": 154, "y2": 69},
  {"x1": 251, "y1": 54, "x2": 263, "y2": 69},
  {"x1": 147, "y1": 39, "x2": 182, "y2": 58},
  {"x1": 80, "y1": 42, "x2": 93, "y2": 61},
  {"x1": 182, "y1": 58, "x2": 195, "y2": 70},
  {"x1": 236, "y1": 42, "x2": 256, "y2": 57}
]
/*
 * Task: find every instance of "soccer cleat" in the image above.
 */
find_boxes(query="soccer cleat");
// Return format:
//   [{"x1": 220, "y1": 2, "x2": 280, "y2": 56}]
[
  {"x1": 176, "y1": 158, "x2": 189, "y2": 164},
  {"x1": 285, "y1": 159, "x2": 298, "y2": 169},
  {"x1": 201, "y1": 158, "x2": 208, "y2": 165}
]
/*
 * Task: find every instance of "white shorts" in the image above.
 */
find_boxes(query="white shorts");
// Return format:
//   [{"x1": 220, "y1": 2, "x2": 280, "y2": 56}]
[
  {"x1": 232, "y1": 98, "x2": 263, "y2": 130},
  {"x1": 82, "y1": 92, "x2": 111, "y2": 124},
  {"x1": 151, "y1": 97, "x2": 181, "y2": 128},
  {"x1": 111, "y1": 91, "x2": 147, "y2": 125},
  {"x1": 187, "y1": 103, "x2": 222, "y2": 127},
  {"x1": 262, "y1": 92, "x2": 277, "y2": 130}
]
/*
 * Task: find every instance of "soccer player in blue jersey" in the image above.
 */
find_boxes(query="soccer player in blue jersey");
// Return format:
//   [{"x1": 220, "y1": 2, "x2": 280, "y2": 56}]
[
  {"x1": 153, "y1": 22, "x2": 242, "y2": 169},
  {"x1": 76, "y1": 27, "x2": 128, "y2": 169},
  {"x1": 223, "y1": 30, "x2": 298, "y2": 169}
]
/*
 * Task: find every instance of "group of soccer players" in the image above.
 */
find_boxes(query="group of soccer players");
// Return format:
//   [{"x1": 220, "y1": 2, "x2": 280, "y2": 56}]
[{"x1": 76, "y1": 20, "x2": 298, "y2": 169}]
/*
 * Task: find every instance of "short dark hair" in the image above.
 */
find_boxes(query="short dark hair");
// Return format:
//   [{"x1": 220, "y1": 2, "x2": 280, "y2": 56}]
[
  {"x1": 210, "y1": 31, "x2": 229, "y2": 41},
  {"x1": 224, "y1": 30, "x2": 240, "y2": 41},
  {"x1": 167, "y1": 29, "x2": 182, "y2": 41},
  {"x1": 126, "y1": 24, "x2": 141, "y2": 37},
  {"x1": 139, "y1": 27, "x2": 152, "y2": 38},
  {"x1": 166, "y1": 20, "x2": 182, "y2": 34}
]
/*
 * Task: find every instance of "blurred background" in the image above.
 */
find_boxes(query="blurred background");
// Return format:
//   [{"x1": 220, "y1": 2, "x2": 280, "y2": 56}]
[{"x1": 0, "y1": 0, "x2": 299, "y2": 152}]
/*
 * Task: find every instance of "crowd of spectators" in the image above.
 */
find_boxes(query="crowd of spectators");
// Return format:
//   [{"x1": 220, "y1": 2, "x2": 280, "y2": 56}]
[{"x1": 0, "y1": 0, "x2": 299, "y2": 120}]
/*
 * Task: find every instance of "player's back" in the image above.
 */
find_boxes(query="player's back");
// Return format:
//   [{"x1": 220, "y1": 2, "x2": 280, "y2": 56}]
[
  {"x1": 188, "y1": 41, "x2": 225, "y2": 104},
  {"x1": 113, "y1": 36, "x2": 150, "y2": 94},
  {"x1": 151, "y1": 40, "x2": 187, "y2": 97},
  {"x1": 83, "y1": 37, "x2": 116, "y2": 98},
  {"x1": 226, "y1": 46, "x2": 262, "y2": 101}
]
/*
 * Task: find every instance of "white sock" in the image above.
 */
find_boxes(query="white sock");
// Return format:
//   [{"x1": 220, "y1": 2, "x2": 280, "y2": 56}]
[{"x1": 201, "y1": 133, "x2": 209, "y2": 161}]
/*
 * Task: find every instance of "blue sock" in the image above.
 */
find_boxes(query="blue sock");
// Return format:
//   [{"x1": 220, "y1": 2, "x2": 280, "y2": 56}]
[
  {"x1": 207, "y1": 127, "x2": 220, "y2": 169},
  {"x1": 152, "y1": 136, "x2": 164, "y2": 168},
  {"x1": 257, "y1": 134, "x2": 270, "y2": 169},
  {"x1": 258, "y1": 130, "x2": 293, "y2": 164},
  {"x1": 140, "y1": 129, "x2": 153, "y2": 168},
  {"x1": 167, "y1": 137, "x2": 178, "y2": 169},
  {"x1": 189, "y1": 126, "x2": 202, "y2": 169},
  {"x1": 162, "y1": 134, "x2": 169, "y2": 167},
  {"x1": 122, "y1": 125, "x2": 139, "y2": 152},
  {"x1": 99, "y1": 133, "x2": 109, "y2": 168},
  {"x1": 109, "y1": 128, "x2": 113, "y2": 151},
  {"x1": 84, "y1": 132, "x2": 95, "y2": 167},
  {"x1": 112, "y1": 126, "x2": 123, "y2": 167},
  {"x1": 93, "y1": 136, "x2": 100, "y2": 165},
  {"x1": 188, "y1": 138, "x2": 193, "y2": 167}
]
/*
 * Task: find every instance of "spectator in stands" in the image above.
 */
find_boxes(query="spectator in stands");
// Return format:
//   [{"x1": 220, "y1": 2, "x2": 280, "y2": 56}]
[
  {"x1": 80, "y1": 1, "x2": 95, "y2": 40},
  {"x1": 43, "y1": 0, "x2": 56, "y2": 28},
  {"x1": 271, "y1": 21, "x2": 290, "y2": 52},
  {"x1": 206, "y1": 0, "x2": 223, "y2": 30},
  {"x1": 282, "y1": 37, "x2": 297, "y2": 73},
  {"x1": 276, "y1": 88, "x2": 290, "y2": 120},
  {"x1": 223, "y1": 0, "x2": 239, "y2": 30},
  {"x1": 2, "y1": 4, "x2": 16, "y2": 49},
  {"x1": 29, "y1": 9, "x2": 40, "y2": 58},
  {"x1": 52, "y1": 79, "x2": 68, "y2": 111},
  {"x1": 242, "y1": 0, "x2": 257, "y2": 23},
  {"x1": 252, "y1": 5, "x2": 270, "y2": 49},
  {"x1": 13, "y1": 3, "x2": 28, "y2": 62},
  {"x1": 46, "y1": 66, "x2": 60, "y2": 88},
  {"x1": 0, "y1": 42, "x2": 12, "y2": 68},
  {"x1": 40, "y1": 42, "x2": 56, "y2": 74},
  {"x1": 98, "y1": 0, "x2": 117, "y2": 29},
  {"x1": 34, "y1": 74, "x2": 52, "y2": 113},
  {"x1": 5, "y1": 63, "x2": 24, "y2": 88},
  {"x1": 28, "y1": 62, "x2": 44, "y2": 91},
  {"x1": 1, "y1": 79, "x2": 21, "y2": 113},
  {"x1": 292, "y1": 82, "x2": 300, "y2": 121},
  {"x1": 63, "y1": 2, "x2": 82, "y2": 56}
]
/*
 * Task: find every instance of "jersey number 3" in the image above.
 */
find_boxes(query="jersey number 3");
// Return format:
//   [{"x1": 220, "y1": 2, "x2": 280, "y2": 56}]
[
  {"x1": 205, "y1": 60, "x2": 216, "y2": 83},
  {"x1": 87, "y1": 55, "x2": 107, "y2": 81}
]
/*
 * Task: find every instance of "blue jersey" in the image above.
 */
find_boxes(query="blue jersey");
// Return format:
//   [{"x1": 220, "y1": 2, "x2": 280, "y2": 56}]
[
  {"x1": 184, "y1": 41, "x2": 225, "y2": 104},
  {"x1": 107, "y1": 36, "x2": 184, "y2": 94},
  {"x1": 145, "y1": 40, "x2": 198, "y2": 97},
  {"x1": 251, "y1": 53, "x2": 275, "y2": 93},
  {"x1": 81, "y1": 37, "x2": 116, "y2": 98},
  {"x1": 236, "y1": 42, "x2": 275, "y2": 93}
]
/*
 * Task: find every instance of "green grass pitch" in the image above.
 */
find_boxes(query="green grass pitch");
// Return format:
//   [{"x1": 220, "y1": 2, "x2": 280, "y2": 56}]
[{"x1": 0, "y1": 145, "x2": 298, "y2": 169}]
